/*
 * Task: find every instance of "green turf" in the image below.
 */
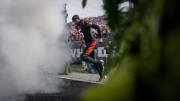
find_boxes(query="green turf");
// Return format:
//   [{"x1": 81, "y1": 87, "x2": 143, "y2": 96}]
[{"x1": 71, "y1": 65, "x2": 84, "y2": 73}]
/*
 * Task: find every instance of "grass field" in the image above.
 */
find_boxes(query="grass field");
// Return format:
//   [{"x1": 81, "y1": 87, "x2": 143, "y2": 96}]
[{"x1": 71, "y1": 65, "x2": 84, "y2": 73}]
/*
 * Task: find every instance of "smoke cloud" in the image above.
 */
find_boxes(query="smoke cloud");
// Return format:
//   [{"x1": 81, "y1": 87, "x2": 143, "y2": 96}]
[{"x1": 0, "y1": 0, "x2": 70, "y2": 99}]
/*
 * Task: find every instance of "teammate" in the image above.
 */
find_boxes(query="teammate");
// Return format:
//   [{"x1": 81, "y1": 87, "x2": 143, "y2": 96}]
[{"x1": 72, "y1": 15, "x2": 104, "y2": 81}]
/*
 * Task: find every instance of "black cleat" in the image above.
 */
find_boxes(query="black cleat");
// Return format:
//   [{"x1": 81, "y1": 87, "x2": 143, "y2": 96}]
[{"x1": 98, "y1": 76, "x2": 103, "y2": 82}]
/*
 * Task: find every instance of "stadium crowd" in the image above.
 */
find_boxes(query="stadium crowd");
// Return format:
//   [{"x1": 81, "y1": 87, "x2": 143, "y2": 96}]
[{"x1": 67, "y1": 15, "x2": 111, "y2": 42}]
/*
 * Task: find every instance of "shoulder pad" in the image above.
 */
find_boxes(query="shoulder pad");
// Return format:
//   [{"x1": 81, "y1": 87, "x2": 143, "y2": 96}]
[{"x1": 82, "y1": 18, "x2": 89, "y2": 25}]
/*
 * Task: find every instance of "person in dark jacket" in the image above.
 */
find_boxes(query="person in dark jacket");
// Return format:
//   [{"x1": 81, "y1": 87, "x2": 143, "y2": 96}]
[{"x1": 72, "y1": 15, "x2": 104, "y2": 81}]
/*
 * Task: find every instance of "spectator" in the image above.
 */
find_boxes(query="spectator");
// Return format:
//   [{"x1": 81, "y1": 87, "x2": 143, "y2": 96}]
[{"x1": 67, "y1": 15, "x2": 111, "y2": 41}]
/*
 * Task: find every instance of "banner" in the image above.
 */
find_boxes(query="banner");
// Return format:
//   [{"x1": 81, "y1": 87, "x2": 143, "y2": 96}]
[{"x1": 69, "y1": 40, "x2": 108, "y2": 64}]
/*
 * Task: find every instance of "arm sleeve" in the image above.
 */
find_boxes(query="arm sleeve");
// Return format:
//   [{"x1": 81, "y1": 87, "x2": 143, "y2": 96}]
[{"x1": 91, "y1": 24, "x2": 102, "y2": 38}]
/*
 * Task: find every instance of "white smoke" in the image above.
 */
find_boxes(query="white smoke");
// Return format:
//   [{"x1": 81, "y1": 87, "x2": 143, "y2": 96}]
[{"x1": 0, "y1": 0, "x2": 70, "y2": 99}]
